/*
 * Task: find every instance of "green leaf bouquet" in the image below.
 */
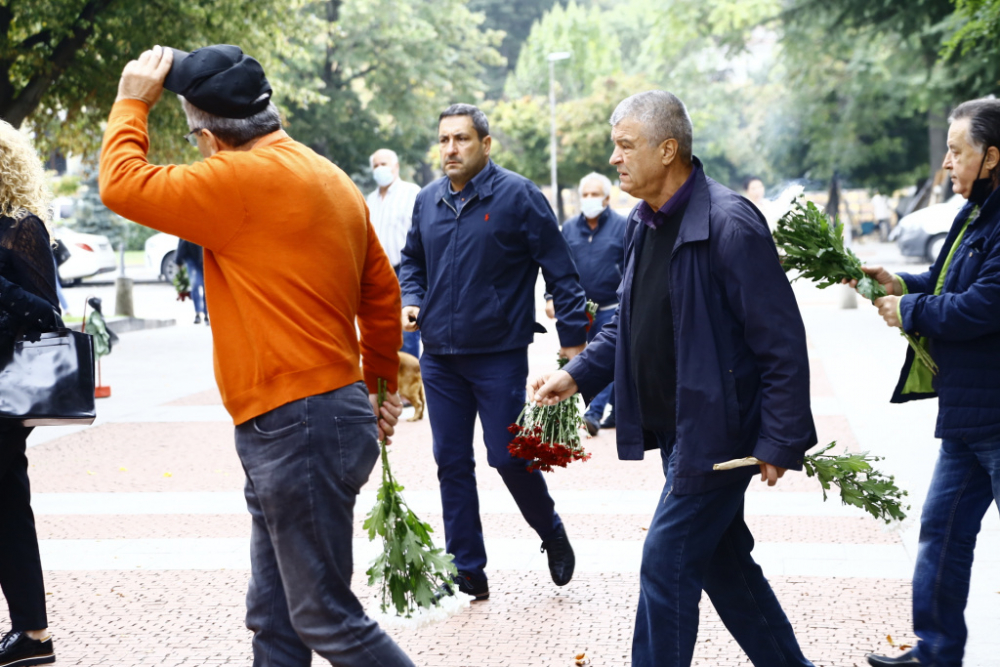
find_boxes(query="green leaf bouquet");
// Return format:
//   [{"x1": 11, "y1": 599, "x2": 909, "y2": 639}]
[
  {"x1": 714, "y1": 442, "x2": 909, "y2": 524},
  {"x1": 363, "y1": 379, "x2": 460, "y2": 620},
  {"x1": 774, "y1": 199, "x2": 938, "y2": 375}
]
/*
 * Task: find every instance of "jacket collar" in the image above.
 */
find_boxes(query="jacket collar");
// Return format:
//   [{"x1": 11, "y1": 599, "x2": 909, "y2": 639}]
[
  {"x1": 969, "y1": 180, "x2": 1000, "y2": 227},
  {"x1": 674, "y1": 157, "x2": 711, "y2": 247},
  {"x1": 435, "y1": 159, "x2": 497, "y2": 205},
  {"x1": 635, "y1": 157, "x2": 710, "y2": 247},
  {"x1": 630, "y1": 157, "x2": 709, "y2": 259},
  {"x1": 575, "y1": 207, "x2": 610, "y2": 232}
]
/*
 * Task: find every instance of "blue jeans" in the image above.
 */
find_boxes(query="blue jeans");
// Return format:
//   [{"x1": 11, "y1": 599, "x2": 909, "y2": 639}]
[
  {"x1": 633, "y1": 433, "x2": 813, "y2": 667},
  {"x1": 583, "y1": 307, "x2": 615, "y2": 423},
  {"x1": 234, "y1": 383, "x2": 414, "y2": 667},
  {"x1": 911, "y1": 435, "x2": 1000, "y2": 667},
  {"x1": 185, "y1": 261, "x2": 206, "y2": 315},
  {"x1": 421, "y1": 348, "x2": 562, "y2": 580}
]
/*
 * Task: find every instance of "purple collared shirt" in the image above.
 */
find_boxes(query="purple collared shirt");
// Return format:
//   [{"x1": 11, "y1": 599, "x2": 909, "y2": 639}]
[{"x1": 635, "y1": 165, "x2": 699, "y2": 229}]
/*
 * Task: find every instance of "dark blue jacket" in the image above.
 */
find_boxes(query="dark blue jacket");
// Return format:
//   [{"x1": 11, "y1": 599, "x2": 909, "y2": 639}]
[
  {"x1": 399, "y1": 160, "x2": 589, "y2": 355},
  {"x1": 564, "y1": 161, "x2": 817, "y2": 495},
  {"x1": 894, "y1": 183, "x2": 1000, "y2": 441},
  {"x1": 559, "y1": 208, "x2": 628, "y2": 307}
]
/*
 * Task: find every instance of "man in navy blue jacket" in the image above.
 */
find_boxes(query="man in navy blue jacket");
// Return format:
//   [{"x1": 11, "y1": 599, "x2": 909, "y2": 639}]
[
  {"x1": 861, "y1": 98, "x2": 1000, "y2": 667},
  {"x1": 399, "y1": 103, "x2": 589, "y2": 601},
  {"x1": 530, "y1": 91, "x2": 817, "y2": 667},
  {"x1": 545, "y1": 172, "x2": 627, "y2": 434}
]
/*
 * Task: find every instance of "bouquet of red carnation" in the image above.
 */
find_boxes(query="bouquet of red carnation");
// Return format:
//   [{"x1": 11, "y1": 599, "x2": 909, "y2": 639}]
[
  {"x1": 585, "y1": 299, "x2": 598, "y2": 331},
  {"x1": 508, "y1": 357, "x2": 592, "y2": 472}
]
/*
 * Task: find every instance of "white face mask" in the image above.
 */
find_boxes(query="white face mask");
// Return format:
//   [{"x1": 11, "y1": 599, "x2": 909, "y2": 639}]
[
  {"x1": 580, "y1": 196, "x2": 607, "y2": 220},
  {"x1": 373, "y1": 165, "x2": 395, "y2": 187}
]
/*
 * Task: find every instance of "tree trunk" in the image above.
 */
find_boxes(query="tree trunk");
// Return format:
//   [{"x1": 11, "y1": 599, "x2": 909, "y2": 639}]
[
  {"x1": 928, "y1": 105, "x2": 949, "y2": 189},
  {"x1": 417, "y1": 159, "x2": 435, "y2": 187},
  {"x1": 0, "y1": 0, "x2": 114, "y2": 127}
]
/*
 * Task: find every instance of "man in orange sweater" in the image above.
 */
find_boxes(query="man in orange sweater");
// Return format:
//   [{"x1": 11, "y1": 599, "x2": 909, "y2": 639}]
[{"x1": 100, "y1": 45, "x2": 414, "y2": 667}]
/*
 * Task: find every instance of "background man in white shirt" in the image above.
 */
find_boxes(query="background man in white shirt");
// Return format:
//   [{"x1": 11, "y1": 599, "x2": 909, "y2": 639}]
[{"x1": 367, "y1": 148, "x2": 422, "y2": 357}]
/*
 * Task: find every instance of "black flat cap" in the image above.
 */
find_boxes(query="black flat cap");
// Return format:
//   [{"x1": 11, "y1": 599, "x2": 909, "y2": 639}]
[{"x1": 164, "y1": 45, "x2": 272, "y2": 119}]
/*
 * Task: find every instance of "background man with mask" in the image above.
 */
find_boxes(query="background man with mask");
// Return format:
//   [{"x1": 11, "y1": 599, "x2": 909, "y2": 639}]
[
  {"x1": 367, "y1": 148, "x2": 422, "y2": 357},
  {"x1": 399, "y1": 103, "x2": 589, "y2": 601},
  {"x1": 545, "y1": 172, "x2": 626, "y2": 435}
]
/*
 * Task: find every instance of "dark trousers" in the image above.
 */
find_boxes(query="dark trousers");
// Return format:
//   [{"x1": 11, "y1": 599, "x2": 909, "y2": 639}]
[
  {"x1": 911, "y1": 435, "x2": 1000, "y2": 667},
  {"x1": 583, "y1": 307, "x2": 615, "y2": 422},
  {"x1": 632, "y1": 433, "x2": 813, "y2": 667},
  {"x1": 184, "y1": 261, "x2": 206, "y2": 316},
  {"x1": 392, "y1": 265, "x2": 420, "y2": 358},
  {"x1": 234, "y1": 383, "x2": 413, "y2": 667},
  {"x1": 0, "y1": 425, "x2": 47, "y2": 631},
  {"x1": 421, "y1": 348, "x2": 562, "y2": 580}
]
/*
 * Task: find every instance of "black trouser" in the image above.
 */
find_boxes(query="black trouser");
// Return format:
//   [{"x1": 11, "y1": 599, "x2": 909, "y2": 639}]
[{"x1": 0, "y1": 425, "x2": 47, "y2": 630}]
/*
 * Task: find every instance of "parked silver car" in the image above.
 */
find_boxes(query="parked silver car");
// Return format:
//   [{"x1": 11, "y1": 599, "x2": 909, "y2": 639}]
[
  {"x1": 145, "y1": 232, "x2": 180, "y2": 282},
  {"x1": 52, "y1": 226, "x2": 117, "y2": 286},
  {"x1": 895, "y1": 195, "x2": 965, "y2": 263}
]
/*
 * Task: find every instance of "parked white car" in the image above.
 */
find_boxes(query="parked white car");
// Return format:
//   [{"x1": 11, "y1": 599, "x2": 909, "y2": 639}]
[
  {"x1": 52, "y1": 226, "x2": 117, "y2": 286},
  {"x1": 145, "y1": 232, "x2": 180, "y2": 282},
  {"x1": 895, "y1": 194, "x2": 966, "y2": 263}
]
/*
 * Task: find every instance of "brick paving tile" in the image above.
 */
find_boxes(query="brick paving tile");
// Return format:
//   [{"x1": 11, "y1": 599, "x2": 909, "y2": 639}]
[
  {"x1": 27, "y1": 423, "x2": 244, "y2": 492},
  {"x1": 36, "y1": 512, "x2": 901, "y2": 545},
  {"x1": 0, "y1": 571, "x2": 914, "y2": 666},
  {"x1": 164, "y1": 389, "x2": 224, "y2": 407},
  {"x1": 25, "y1": 414, "x2": 856, "y2": 496}
]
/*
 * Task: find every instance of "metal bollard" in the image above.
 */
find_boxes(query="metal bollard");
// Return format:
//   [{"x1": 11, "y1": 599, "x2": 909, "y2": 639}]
[{"x1": 115, "y1": 275, "x2": 134, "y2": 318}]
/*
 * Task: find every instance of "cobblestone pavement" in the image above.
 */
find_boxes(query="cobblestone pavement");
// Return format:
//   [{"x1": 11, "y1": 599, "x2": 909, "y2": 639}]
[{"x1": 6, "y1": 243, "x2": 998, "y2": 666}]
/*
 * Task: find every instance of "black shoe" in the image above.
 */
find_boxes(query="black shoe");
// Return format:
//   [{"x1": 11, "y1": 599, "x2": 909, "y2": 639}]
[
  {"x1": 194, "y1": 314, "x2": 201, "y2": 324},
  {"x1": 450, "y1": 571, "x2": 489, "y2": 601},
  {"x1": 583, "y1": 417, "x2": 599, "y2": 436},
  {"x1": 600, "y1": 413, "x2": 616, "y2": 429},
  {"x1": 204, "y1": 314, "x2": 209, "y2": 326},
  {"x1": 866, "y1": 650, "x2": 922, "y2": 666},
  {"x1": 541, "y1": 524, "x2": 575, "y2": 586},
  {"x1": 0, "y1": 631, "x2": 56, "y2": 666}
]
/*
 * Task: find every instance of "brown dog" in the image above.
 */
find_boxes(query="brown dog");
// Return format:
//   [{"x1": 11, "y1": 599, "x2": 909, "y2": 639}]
[{"x1": 398, "y1": 351, "x2": 425, "y2": 421}]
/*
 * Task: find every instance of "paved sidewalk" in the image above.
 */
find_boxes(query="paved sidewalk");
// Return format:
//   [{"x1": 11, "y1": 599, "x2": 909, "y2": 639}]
[{"x1": 5, "y1": 242, "x2": 998, "y2": 666}]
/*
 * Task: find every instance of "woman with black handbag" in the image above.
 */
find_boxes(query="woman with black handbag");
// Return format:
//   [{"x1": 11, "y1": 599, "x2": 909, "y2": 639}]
[{"x1": 0, "y1": 120, "x2": 63, "y2": 667}]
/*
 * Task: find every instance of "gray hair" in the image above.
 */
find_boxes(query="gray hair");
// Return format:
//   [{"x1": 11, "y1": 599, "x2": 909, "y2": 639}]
[
  {"x1": 180, "y1": 97, "x2": 282, "y2": 148},
  {"x1": 579, "y1": 172, "x2": 612, "y2": 198},
  {"x1": 369, "y1": 148, "x2": 400, "y2": 169},
  {"x1": 949, "y1": 97, "x2": 1000, "y2": 156},
  {"x1": 609, "y1": 90, "x2": 693, "y2": 162}
]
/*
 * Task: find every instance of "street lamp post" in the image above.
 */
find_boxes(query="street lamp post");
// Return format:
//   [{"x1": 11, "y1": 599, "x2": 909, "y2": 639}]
[{"x1": 547, "y1": 51, "x2": 571, "y2": 213}]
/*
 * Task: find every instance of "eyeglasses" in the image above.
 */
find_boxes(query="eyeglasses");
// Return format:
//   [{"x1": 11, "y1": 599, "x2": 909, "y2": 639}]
[{"x1": 183, "y1": 128, "x2": 204, "y2": 147}]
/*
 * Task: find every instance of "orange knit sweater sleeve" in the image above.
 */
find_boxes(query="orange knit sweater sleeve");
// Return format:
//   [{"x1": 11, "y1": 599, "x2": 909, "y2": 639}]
[
  {"x1": 358, "y1": 209, "x2": 403, "y2": 394},
  {"x1": 99, "y1": 99, "x2": 245, "y2": 251}
]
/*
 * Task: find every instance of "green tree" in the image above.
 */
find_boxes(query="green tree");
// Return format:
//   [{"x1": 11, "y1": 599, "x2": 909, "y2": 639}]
[
  {"x1": 1, "y1": 0, "x2": 309, "y2": 159},
  {"x1": 779, "y1": 0, "x2": 1000, "y2": 183},
  {"x1": 469, "y1": 0, "x2": 559, "y2": 98},
  {"x1": 949, "y1": 0, "x2": 1000, "y2": 53},
  {"x1": 283, "y1": 0, "x2": 504, "y2": 182},
  {"x1": 764, "y1": 24, "x2": 931, "y2": 191},
  {"x1": 504, "y1": 1, "x2": 622, "y2": 100}
]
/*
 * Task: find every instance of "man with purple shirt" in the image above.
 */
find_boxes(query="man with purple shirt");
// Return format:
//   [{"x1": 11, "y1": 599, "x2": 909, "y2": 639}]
[{"x1": 529, "y1": 91, "x2": 817, "y2": 667}]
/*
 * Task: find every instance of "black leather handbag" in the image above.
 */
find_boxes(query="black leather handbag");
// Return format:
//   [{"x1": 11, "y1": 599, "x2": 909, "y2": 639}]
[{"x1": 0, "y1": 329, "x2": 96, "y2": 426}]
